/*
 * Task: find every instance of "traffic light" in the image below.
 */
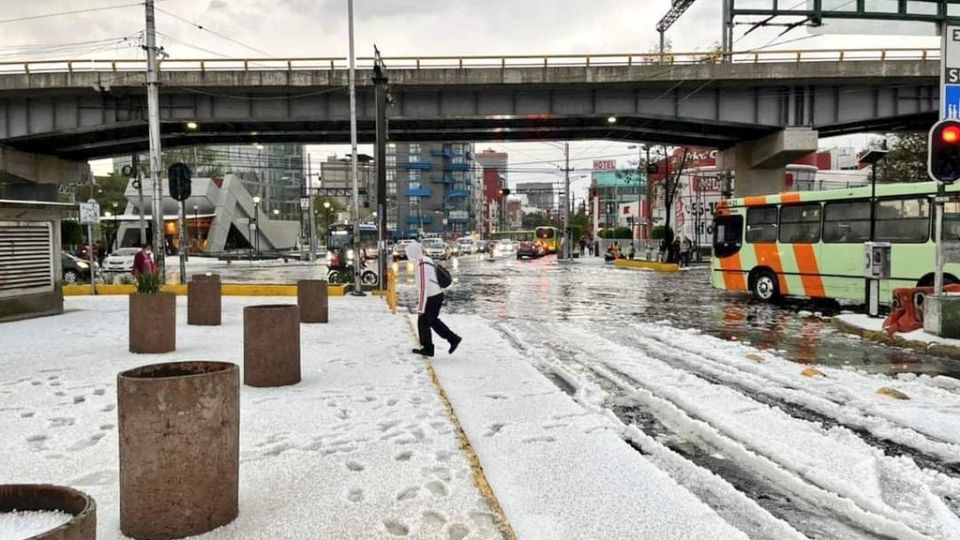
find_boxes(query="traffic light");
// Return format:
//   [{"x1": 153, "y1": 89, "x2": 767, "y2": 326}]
[
  {"x1": 168, "y1": 162, "x2": 192, "y2": 202},
  {"x1": 498, "y1": 188, "x2": 511, "y2": 197},
  {"x1": 928, "y1": 119, "x2": 960, "y2": 183}
]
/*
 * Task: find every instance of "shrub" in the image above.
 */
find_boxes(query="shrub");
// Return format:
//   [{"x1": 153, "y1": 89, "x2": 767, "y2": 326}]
[{"x1": 135, "y1": 272, "x2": 163, "y2": 294}]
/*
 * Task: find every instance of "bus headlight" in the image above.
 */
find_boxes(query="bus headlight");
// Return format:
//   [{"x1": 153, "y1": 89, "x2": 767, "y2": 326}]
[{"x1": 347, "y1": 249, "x2": 355, "y2": 260}]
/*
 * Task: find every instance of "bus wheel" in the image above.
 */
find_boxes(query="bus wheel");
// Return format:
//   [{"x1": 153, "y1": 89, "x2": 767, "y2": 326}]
[{"x1": 751, "y1": 270, "x2": 780, "y2": 302}]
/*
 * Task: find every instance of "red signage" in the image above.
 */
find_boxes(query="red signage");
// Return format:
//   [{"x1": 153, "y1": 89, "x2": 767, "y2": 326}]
[{"x1": 593, "y1": 160, "x2": 617, "y2": 170}]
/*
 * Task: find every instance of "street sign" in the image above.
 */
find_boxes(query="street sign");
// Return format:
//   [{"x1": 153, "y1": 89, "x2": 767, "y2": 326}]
[
  {"x1": 79, "y1": 201, "x2": 100, "y2": 224},
  {"x1": 594, "y1": 160, "x2": 616, "y2": 171},
  {"x1": 300, "y1": 197, "x2": 311, "y2": 210},
  {"x1": 944, "y1": 26, "x2": 960, "y2": 119}
]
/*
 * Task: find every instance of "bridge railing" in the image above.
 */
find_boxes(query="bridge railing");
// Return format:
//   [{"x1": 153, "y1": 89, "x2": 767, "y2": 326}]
[{"x1": 0, "y1": 48, "x2": 940, "y2": 74}]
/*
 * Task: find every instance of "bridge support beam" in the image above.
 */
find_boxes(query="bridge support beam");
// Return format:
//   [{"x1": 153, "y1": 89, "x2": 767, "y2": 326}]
[
  {"x1": 718, "y1": 127, "x2": 818, "y2": 197},
  {"x1": 0, "y1": 146, "x2": 91, "y2": 193}
]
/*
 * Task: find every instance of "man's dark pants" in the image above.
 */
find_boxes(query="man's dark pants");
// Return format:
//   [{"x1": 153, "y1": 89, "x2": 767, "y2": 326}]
[{"x1": 418, "y1": 293, "x2": 458, "y2": 352}]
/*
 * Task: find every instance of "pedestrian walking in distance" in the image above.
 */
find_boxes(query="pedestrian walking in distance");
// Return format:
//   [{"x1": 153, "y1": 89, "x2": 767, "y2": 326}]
[
  {"x1": 132, "y1": 242, "x2": 158, "y2": 278},
  {"x1": 406, "y1": 241, "x2": 461, "y2": 358}
]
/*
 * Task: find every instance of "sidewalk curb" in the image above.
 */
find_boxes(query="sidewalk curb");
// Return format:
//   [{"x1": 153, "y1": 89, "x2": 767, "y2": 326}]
[
  {"x1": 403, "y1": 317, "x2": 517, "y2": 540},
  {"x1": 63, "y1": 283, "x2": 349, "y2": 297},
  {"x1": 831, "y1": 317, "x2": 960, "y2": 362}
]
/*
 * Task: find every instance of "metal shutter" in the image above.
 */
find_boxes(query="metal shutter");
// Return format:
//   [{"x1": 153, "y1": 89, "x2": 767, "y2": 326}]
[{"x1": 0, "y1": 221, "x2": 54, "y2": 299}]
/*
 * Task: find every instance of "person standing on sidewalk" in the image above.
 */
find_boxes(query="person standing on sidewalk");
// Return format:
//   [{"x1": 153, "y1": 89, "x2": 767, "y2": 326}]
[
  {"x1": 406, "y1": 241, "x2": 461, "y2": 358},
  {"x1": 132, "y1": 242, "x2": 158, "y2": 278}
]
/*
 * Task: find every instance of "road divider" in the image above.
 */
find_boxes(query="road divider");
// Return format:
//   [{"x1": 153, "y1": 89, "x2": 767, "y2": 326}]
[
  {"x1": 613, "y1": 259, "x2": 680, "y2": 273},
  {"x1": 63, "y1": 283, "x2": 349, "y2": 297}
]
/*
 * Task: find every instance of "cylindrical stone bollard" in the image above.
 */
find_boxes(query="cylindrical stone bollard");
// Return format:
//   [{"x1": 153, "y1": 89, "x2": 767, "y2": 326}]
[
  {"x1": 118, "y1": 362, "x2": 239, "y2": 540},
  {"x1": 188, "y1": 274, "x2": 221, "y2": 326},
  {"x1": 243, "y1": 305, "x2": 301, "y2": 387},
  {"x1": 297, "y1": 280, "x2": 328, "y2": 323},
  {"x1": 0, "y1": 484, "x2": 96, "y2": 540},
  {"x1": 129, "y1": 292, "x2": 176, "y2": 354}
]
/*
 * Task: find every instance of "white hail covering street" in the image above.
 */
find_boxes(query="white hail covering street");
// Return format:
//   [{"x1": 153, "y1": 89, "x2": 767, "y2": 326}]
[{"x1": 0, "y1": 294, "x2": 959, "y2": 538}]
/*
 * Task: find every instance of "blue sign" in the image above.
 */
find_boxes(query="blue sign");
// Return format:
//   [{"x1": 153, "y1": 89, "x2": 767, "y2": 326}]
[{"x1": 945, "y1": 85, "x2": 960, "y2": 119}]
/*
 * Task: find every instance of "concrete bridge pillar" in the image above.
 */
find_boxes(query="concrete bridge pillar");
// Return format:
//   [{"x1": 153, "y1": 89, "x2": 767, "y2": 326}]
[
  {"x1": 718, "y1": 128, "x2": 818, "y2": 197},
  {"x1": 0, "y1": 146, "x2": 91, "y2": 201}
]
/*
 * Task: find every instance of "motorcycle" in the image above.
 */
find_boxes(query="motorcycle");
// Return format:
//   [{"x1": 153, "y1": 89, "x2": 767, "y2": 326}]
[{"x1": 327, "y1": 248, "x2": 379, "y2": 287}]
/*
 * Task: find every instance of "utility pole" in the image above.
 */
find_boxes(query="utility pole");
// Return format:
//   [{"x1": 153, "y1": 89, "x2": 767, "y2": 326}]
[
  {"x1": 133, "y1": 153, "x2": 147, "y2": 245},
  {"x1": 373, "y1": 46, "x2": 389, "y2": 291},
  {"x1": 144, "y1": 0, "x2": 165, "y2": 277},
  {"x1": 347, "y1": 0, "x2": 364, "y2": 296},
  {"x1": 562, "y1": 142, "x2": 571, "y2": 259}
]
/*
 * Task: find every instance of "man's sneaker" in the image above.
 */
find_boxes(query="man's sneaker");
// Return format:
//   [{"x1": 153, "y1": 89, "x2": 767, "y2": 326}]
[
  {"x1": 412, "y1": 347, "x2": 434, "y2": 357},
  {"x1": 449, "y1": 336, "x2": 462, "y2": 355}
]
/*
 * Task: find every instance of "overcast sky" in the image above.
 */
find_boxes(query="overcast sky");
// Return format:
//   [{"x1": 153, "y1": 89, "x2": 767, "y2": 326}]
[{"x1": 1, "y1": 0, "x2": 943, "y2": 192}]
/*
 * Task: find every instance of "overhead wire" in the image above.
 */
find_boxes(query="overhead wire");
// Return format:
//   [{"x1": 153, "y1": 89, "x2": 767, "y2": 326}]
[
  {"x1": 0, "y1": 1, "x2": 144, "y2": 24},
  {"x1": 154, "y1": 6, "x2": 275, "y2": 58}
]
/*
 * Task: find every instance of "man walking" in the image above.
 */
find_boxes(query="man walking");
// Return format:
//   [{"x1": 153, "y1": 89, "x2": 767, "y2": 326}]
[{"x1": 406, "y1": 241, "x2": 461, "y2": 358}]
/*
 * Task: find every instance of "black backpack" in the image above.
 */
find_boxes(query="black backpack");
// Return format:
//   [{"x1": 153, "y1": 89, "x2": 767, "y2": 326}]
[{"x1": 425, "y1": 262, "x2": 452, "y2": 289}]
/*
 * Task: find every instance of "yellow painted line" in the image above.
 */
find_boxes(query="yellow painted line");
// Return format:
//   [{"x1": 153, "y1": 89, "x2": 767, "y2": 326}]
[
  {"x1": 614, "y1": 259, "x2": 680, "y2": 273},
  {"x1": 63, "y1": 283, "x2": 349, "y2": 297},
  {"x1": 403, "y1": 317, "x2": 517, "y2": 540}
]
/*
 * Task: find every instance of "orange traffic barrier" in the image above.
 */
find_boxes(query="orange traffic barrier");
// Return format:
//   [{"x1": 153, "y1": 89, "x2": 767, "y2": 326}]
[
  {"x1": 386, "y1": 270, "x2": 398, "y2": 314},
  {"x1": 883, "y1": 285, "x2": 960, "y2": 334}
]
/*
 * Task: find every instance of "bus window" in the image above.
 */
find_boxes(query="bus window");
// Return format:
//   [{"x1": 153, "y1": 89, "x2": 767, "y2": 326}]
[
  {"x1": 875, "y1": 198, "x2": 930, "y2": 243},
  {"x1": 945, "y1": 201, "x2": 960, "y2": 242},
  {"x1": 746, "y1": 207, "x2": 778, "y2": 243},
  {"x1": 779, "y1": 204, "x2": 821, "y2": 244},
  {"x1": 714, "y1": 215, "x2": 743, "y2": 257},
  {"x1": 823, "y1": 201, "x2": 870, "y2": 243}
]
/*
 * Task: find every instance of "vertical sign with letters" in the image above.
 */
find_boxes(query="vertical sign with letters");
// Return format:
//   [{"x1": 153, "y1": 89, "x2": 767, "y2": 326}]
[{"x1": 944, "y1": 26, "x2": 960, "y2": 119}]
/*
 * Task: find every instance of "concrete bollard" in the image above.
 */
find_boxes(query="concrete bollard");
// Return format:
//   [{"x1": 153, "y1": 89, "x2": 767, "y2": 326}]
[
  {"x1": 118, "y1": 362, "x2": 239, "y2": 540},
  {"x1": 129, "y1": 292, "x2": 176, "y2": 354},
  {"x1": 0, "y1": 484, "x2": 96, "y2": 540},
  {"x1": 188, "y1": 274, "x2": 221, "y2": 326},
  {"x1": 243, "y1": 305, "x2": 301, "y2": 387},
  {"x1": 297, "y1": 280, "x2": 328, "y2": 323}
]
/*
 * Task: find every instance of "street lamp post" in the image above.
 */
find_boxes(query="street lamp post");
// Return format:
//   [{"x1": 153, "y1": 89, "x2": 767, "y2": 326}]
[
  {"x1": 252, "y1": 196, "x2": 261, "y2": 257},
  {"x1": 193, "y1": 204, "x2": 200, "y2": 252},
  {"x1": 322, "y1": 200, "x2": 331, "y2": 245}
]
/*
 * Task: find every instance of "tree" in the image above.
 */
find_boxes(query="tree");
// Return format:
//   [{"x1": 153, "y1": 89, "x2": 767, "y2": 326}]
[
  {"x1": 569, "y1": 208, "x2": 590, "y2": 243},
  {"x1": 659, "y1": 147, "x2": 691, "y2": 256},
  {"x1": 314, "y1": 196, "x2": 344, "y2": 241},
  {"x1": 877, "y1": 133, "x2": 927, "y2": 184}
]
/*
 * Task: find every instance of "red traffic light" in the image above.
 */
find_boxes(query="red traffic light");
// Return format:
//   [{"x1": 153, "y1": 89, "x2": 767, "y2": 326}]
[{"x1": 944, "y1": 125, "x2": 960, "y2": 144}]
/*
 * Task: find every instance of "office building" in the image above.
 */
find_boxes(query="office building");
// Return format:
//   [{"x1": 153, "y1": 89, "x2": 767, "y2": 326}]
[
  {"x1": 477, "y1": 150, "x2": 508, "y2": 236},
  {"x1": 319, "y1": 154, "x2": 376, "y2": 222},
  {"x1": 516, "y1": 182, "x2": 555, "y2": 213}
]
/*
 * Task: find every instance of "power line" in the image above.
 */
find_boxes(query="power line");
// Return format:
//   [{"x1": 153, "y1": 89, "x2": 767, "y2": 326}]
[
  {"x1": 155, "y1": 6, "x2": 274, "y2": 58},
  {"x1": 0, "y1": 1, "x2": 144, "y2": 24}
]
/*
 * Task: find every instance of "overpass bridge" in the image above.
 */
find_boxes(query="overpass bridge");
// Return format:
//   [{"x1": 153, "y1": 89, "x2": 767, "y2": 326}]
[{"x1": 0, "y1": 48, "x2": 941, "y2": 195}]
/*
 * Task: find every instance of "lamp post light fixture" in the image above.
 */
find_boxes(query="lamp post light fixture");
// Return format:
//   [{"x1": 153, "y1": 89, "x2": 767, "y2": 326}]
[
  {"x1": 607, "y1": 116, "x2": 618, "y2": 124},
  {"x1": 185, "y1": 121, "x2": 198, "y2": 130}
]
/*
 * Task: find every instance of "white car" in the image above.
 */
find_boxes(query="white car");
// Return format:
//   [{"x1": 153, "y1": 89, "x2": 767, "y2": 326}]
[
  {"x1": 497, "y1": 239, "x2": 515, "y2": 252},
  {"x1": 393, "y1": 239, "x2": 415, "y2": 260},
  {"x1": 103, "y1": 247, "x2": 139, "y2": 275},
  {"x1": 422, "y1": 239, "x2": 450, "y2": 260},
  {"x1": 457, "y1": 238, "x2": 476, "y2": 254}
]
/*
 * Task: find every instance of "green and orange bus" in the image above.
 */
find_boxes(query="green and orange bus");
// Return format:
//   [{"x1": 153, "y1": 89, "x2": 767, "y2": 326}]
[{"x1": 711, "y1": 181, "x2": 960, "y2": 303}]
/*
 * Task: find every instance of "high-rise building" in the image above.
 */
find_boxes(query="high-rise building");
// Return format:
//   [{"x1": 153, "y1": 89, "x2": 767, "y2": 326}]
[
  {"x1": 388, "y1": 142, "x2": 481, "y2": 237},
  {"x1": 319, "y1": 154, "x2": 376, "y2": 221},
  {"x1": 114, "y1": 144, "x2": 306, "y2": 220},
  {"x1": 476, "y1": 150, "x2": 508, "y2": 236},
  {"x1": 516, "y1": 181, "x2": 555, "y2": 212}
]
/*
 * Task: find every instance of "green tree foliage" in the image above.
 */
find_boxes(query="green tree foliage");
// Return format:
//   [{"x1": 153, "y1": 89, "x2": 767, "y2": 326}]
[
  {"x1": 314, "y1": 196, "x2": 344, "y2": 239},
  {"x1": 877, "y1": 133, "x2": 927, "y2": 184},
  {"x1": 569, "y1": 209, "x2": 590, "y2": 242},
  {"x1": 61, "y1": 220, "x2": 84, "y2": 247}
]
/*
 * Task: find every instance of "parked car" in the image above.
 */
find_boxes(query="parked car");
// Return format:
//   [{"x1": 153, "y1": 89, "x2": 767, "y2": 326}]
[
  {"x1": 517, "y1": 241, "x2": 545, "y2": 259},
  {"x1": 457, "y1": 237, "x2": 477, "y2": 254},
  {"x1": 103, "y1": 247, "x2": 139, "y2": 275},
  {"x1": 62, "y1": 253, "x2": 95, "y2": 283},
  {"x1": 393, "y1": 239, "x2": 415, "y2": 260},
  {"x1": 422, "y1": 238, "x2": 450, "y2": 260}
]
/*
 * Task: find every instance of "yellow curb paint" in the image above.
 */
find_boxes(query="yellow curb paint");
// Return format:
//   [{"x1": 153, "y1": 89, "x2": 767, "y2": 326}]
[
  {"x1": 403, "y1": 317, "x2": 517, "y2": 540},
  {"x1": 801, "y1": 367, "x2": 826, "y2": 378},
  {"x1": 831, "y1": 317, "x2": 960, "y2": 363},
  {"x1": 877, "y1": 387, "x2": 911, "y2": 400},
  {"x1": 64, "y1": 283, "x2": 349, "y2": 297},
  {"x1": 613, "y1": 259, "x2": 680, "y2": 273}
]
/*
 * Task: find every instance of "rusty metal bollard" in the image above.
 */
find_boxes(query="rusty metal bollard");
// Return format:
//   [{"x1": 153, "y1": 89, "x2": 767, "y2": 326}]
[
  {"x1": 129, "y1": 292, "x2": 176, "y2": 354},
  {"x1": 243, "y1": 305, "x2": 301, "y2": 387},
  {"x1": 297, "y1": 280, "x2": 328, "y2": 323},
  {"x1": 118, "y1": 362, "x2": 239, "y2": 540},
  {"x1": 0, "y1": 484, "x2": 96, "y2": 540},
  {"x1": 387, "y1": 270, "x2": 398, "y2": 314},
  {"x1": 188, "y1": 274, "x2": 221, "y2": 326}
]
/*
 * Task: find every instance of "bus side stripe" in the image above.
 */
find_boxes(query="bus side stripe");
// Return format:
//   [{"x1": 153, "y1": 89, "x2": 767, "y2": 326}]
[
  {"x1": 754, "y1": 243, "x2": 789, "y2": 294},
  {"x1": 793, "y1": 244, "x2": 826, "y2": 297},
  {"x1": 780, "y1": 192, "x2": 802, "y2": 204},
  {"x1": 719, "y1": 255, "x2": 747, "y2": 291},
  {"x1": 743, "y1": 196, "x2": 767, "y2": 207}
]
